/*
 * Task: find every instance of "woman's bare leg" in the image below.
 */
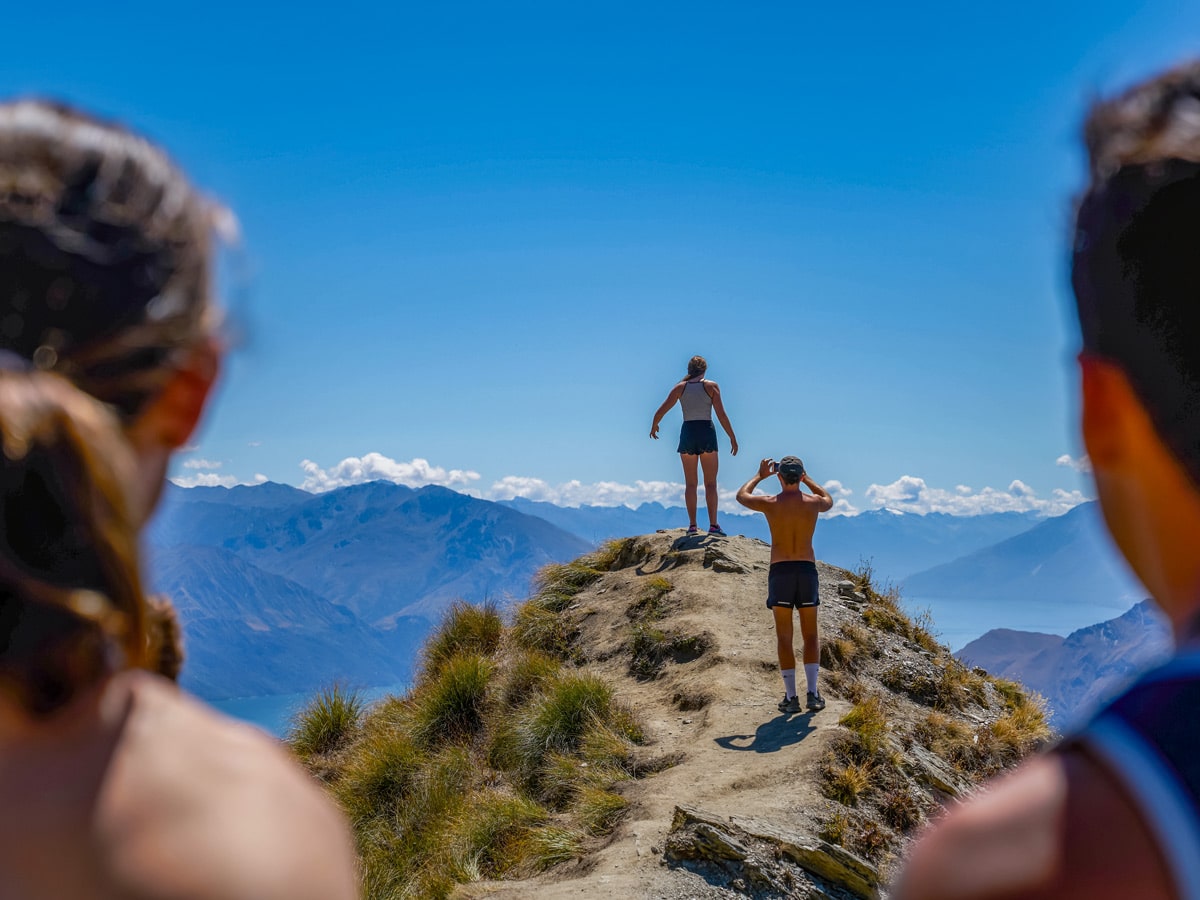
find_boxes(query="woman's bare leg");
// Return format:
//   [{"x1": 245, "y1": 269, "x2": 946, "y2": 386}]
[
  {"x1": 699, "y1": 451, "x2": 719, "y2": 527},
  {"x1": 680, "y1": 453, "x2": 700, "y2": 528}
]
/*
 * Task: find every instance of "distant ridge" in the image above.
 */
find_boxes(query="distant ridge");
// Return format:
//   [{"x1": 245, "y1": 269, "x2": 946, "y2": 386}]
[
  {"x1": 958, "y1": 600, "x2": 1171, "y2": 728},
  {"x1": 903, "y1": 501, "x2": 1144, "y2": 610}
]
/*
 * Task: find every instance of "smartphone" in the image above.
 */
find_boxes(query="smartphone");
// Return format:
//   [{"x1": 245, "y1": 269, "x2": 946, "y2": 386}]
[{"x1": 770, "y1": 461, "x2": 779, "y2": 473}]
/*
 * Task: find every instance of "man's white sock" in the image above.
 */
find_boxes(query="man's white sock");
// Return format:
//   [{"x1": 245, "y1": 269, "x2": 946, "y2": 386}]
[
  {"x1": 781, "y1": 668, "x2": 797, "y2": 699},
  {"x1": 805, "y1": 663, "x2": 820, "y2": 697}
]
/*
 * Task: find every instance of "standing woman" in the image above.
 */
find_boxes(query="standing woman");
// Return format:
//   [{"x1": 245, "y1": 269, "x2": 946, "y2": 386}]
[
  {"x1": 0, "y1": 101, "x2": 357, "y2": 899},
  {"x1": 650, "y1": 355, "x2": 739, "y2": 535}
]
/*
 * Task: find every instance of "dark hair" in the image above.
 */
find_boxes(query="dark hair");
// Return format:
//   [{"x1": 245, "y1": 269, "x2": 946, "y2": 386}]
[
  {"x1": 0, "y1": 100, "x2": 217, "y2": 418},
  {"x1": 686, "y1": 355, "x2": 707, "y2": 378},
  {"x1": 1072, "y1": 61, "x2": 1200, "y2": 488},
  {"x1": 0, "y1": 101, "x2": 210, "y2": 714}
]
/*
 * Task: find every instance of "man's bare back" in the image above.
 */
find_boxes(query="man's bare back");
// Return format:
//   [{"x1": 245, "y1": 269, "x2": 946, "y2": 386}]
[{"x1": 736, "y1": 457, "x2": 832, "y2": 561}]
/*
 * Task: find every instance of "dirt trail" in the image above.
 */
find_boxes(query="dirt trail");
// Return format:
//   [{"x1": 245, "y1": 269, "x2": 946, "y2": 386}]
[{"x1": 461, "y1": 529, "x2": 864, "y2": 899}]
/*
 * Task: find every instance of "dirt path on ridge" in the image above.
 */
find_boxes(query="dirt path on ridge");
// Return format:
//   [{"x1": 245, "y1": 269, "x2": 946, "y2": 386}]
[{"x1": 460, "y1": 529, "x2": 865, "y2": 899}]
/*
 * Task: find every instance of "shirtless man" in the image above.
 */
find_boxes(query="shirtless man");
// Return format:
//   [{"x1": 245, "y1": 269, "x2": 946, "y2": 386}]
[{"x1": 737, "y1": 457, "x2": 834, "y2": 713}]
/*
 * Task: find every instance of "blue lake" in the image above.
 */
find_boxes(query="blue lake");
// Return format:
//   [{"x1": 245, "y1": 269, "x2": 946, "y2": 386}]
[
  {"x1": 904, "y1": 594, "x2": 1140, "y2": 652},
  {"x1": 209, "y1": 683, "x2": 409, "y2": 738}
]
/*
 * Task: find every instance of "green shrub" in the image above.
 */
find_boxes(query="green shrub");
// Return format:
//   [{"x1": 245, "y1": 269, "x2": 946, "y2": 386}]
[
  {"x1": 410, "y1": 653, "x2": 494, "y2": 747},
  {"x1": 500, "y1": 649, "x2": 562, "y2": 708},
  {"x1": 334, "y1": 724, "x2": 425, "y2": 824},
  {"x1": 511, "y1": 600, "x2": 574, "y2": 657},
  {"x1": 289, "y1": 684, "x2": 364, "y2": 758},
  {"x1": 445, "y1": 790, "x2": 549, "y2": 880},
  {"x1": 526, "y1": 826, "x2": 585, "y2": 869},
  {"x1": 575, "y1": 785, "x2": 628, "y2": 835},
  {"x1": 518, "y1": 675, "x2": 614, "y2": 770},
  {"x1": 421, "y1": 600, "x2": 503, "y2": 679}
]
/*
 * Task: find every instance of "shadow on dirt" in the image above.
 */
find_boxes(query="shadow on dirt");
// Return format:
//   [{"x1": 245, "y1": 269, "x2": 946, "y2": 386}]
[{"x1": 712, "y1": 714, "x2": 818, "y2": 753}]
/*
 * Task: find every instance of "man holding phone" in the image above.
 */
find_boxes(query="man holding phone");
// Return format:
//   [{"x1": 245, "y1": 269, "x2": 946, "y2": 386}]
[{"x1": 736, "y1": 456, "x2": 834, "y2": 713}]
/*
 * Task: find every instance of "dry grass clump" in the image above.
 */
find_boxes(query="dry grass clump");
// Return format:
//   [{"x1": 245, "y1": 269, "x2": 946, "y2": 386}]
[
  {"x1": 823, "y1": 759, "x2": 874, "y2": 806},
  {"x1": 881, "y1": 656, "x2": 989, "y2": 711},
  {"x1": 628, "y1": 625, "x2": 711, "y2": 680},
  {"x1": 590, "y1": 537, "x2": 636, "y2": 572},
  {"x1": 821, "y1": 621, "x2": 876, "y2": 673},
  {"x1": 289, "y1": 683, "x2": 364, "y2": 760},
  {"x1": 289, "y1": 593, "x2": 650, "y2": 900},
  {"x1": 626, "y1": 575, "x2": 673, "y2": 621}
]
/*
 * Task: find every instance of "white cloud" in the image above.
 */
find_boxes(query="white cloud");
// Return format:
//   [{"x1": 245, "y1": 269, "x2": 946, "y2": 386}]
[
  {"x1": 253, "y1": 473, "x2": 269, "y2": 483},
  {"x1": 171, "y1": 472, "x2": 239, "y2": 488},
  {"x1": 1056, "y1": 453, "x2": 1092, "y2": 474},
  {"x1": 864, "y1": 475, "x2": 1089, "y2": 516},
  {"x1": 485, "y1": 476, "x2": 689, "y2": 509},
  {"x1": 248, "y1": 441, "x2": 262, "y2": 448},
  {"x1": 823, "y1": 479, "x2": 859, "y2": 517},
  {"x1": 299, "y1": 453, "x2": 482, "y2": 493},
  {"x1": 182, "y1": 458, "x2": 222, "y2": 470},
  {"x1": 482, "y1": 473, "x2": 861, "y2": 517}
]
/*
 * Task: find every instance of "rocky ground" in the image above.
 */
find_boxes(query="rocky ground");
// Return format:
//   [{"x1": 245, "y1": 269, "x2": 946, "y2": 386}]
[{"x1": 457, "y1": 529, "x2": 1047, "y2": 900}]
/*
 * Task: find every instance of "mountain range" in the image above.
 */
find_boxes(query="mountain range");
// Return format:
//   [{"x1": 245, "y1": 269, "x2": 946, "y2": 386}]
[{"x1": 147, "y1": 481, "x2": 589, "y2": 699}]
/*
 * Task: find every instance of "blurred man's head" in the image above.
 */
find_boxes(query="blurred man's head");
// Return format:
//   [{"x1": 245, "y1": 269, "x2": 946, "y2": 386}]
[{"x1": 1072, "y1": 61, "x2": 1200, "y2": 624}]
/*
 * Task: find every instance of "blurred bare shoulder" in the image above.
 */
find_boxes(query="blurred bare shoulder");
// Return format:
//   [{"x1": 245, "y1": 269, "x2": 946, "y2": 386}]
[
  {"x1": 893, "y1": 749, "x2": 1173, "y2": 900},
  {"x1": 101, "y1": 672, "x2": 358, "y2": 900}
]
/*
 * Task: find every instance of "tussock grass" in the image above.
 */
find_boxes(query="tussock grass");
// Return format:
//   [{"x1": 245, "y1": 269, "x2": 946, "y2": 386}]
[
  {"x1": 511, "y1": 601, "x2": 574, "y2": 657},
  {"x1": 410, "y1": 653, "x2": 493, "y2": 747},
  {"x1": 818, "y1": 811, "x2": 851, "y2": 846},
  {"x1": 421, "y1": 600, "x2": 503, "y2": 680},
  {"x1": 628, "y1": 625, "x2": 711, "y2": 680},
  {"x1": 879, "y1": 787, "x2": 925, "y2": 832},
  {"x1": 627, "y1": 575, "x2": 673, "y2": 621},
  {"x1": 499, "y1": 649, "x2": 561, "y2": 708},
  {"x1": 521, "y1": 674, "x2": 615, "y2": 757},
  {"x1": 574, "y1": 786, "x2": 628, "y2": 835},
  {"x1": 881, "y1": 657, "x2": 989, "y2": 711},
  {"x1": 526, "y1": 826, "x2": 585, "y2": 869},
  {"x1": 444, "y1": 790, "x2": 548, "y2": 880},
  {"x1": 290, "y1": 557, "x2": 649, "y2": 899},
  {"x1": 590, "y1": 537, "x2": 635, "y2": 572},
  {"x1": 822, "y1": 621, "x2": 875, "y2": 673},
  {"x1": 289, "y1": 684, "x2": 364, "y2": 759},
  {"x1": 839, "y1": 695, "x2": 890, "y2": 757},
  {"x1": 824, "y1": 760, "x2": 874, "y2": 806}
]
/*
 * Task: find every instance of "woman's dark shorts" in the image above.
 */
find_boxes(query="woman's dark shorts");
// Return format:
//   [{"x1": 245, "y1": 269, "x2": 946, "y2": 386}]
[
  {"x1": 678, "y1": 420, "x2": 718, "y2": 455},
  {"x1": 767, "y1": 560, "x2": 820, "y2": 609}
]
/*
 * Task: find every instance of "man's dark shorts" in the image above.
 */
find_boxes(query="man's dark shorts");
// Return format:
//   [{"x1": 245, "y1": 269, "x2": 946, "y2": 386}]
[{"x1": 767, "y1": 560, "x2": 820, "y2": 609}]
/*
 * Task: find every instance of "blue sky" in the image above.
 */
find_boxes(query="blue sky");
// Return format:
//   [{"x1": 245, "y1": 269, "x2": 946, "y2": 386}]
[{"x1": 7, "y1": 2, "x2": 1199, "y2": 515}]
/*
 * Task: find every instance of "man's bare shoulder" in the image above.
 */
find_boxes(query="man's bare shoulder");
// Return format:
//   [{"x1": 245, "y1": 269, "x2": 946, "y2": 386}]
[
  {"x1": 102, "y1": 673, "x2": 358, "y2": 900},
  {"x1": 893, "y1": 748, "x2": 1173, "y2": 900}
]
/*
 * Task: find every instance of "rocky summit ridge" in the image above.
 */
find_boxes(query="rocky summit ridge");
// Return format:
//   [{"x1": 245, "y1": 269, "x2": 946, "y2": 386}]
[{"x1": 446, "y1": 530, "x2": 1050, "y2": 899}]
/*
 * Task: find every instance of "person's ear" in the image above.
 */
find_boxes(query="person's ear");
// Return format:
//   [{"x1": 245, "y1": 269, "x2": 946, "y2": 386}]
[
  {"x1": 127, "y1": 339, "x2": 221, "y2": 451},
  {"x1": 1080, "y1": 353, "x2": 1135, "y2": 470}
]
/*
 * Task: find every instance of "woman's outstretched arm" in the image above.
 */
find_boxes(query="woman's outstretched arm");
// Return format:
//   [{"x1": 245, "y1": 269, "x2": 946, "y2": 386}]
[{"x1": 650, "y1": 383, "x2": 685, "y2": 439}]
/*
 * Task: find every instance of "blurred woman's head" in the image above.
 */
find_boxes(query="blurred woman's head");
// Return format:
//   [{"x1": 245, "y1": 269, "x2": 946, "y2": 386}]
[
  {"x1": 0, "y1": 100, "x2": 215, "y2": 716},
  {"x1": 687, "y1": 355, "x2": 707, "y2": 378}
]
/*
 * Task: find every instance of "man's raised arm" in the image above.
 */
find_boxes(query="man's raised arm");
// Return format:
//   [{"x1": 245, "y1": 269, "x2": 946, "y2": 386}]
[
  {"x1": 802, "y1": 474, "x2": 834, "y2": 512},
  {"x1": 736, "y1": 459, "x2": 775, "y2": 511}
]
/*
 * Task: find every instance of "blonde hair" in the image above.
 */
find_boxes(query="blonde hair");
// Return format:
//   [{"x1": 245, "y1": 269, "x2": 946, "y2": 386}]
[{"x1": 686, "y1": 355, "x2": 707, "y2": 378}]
